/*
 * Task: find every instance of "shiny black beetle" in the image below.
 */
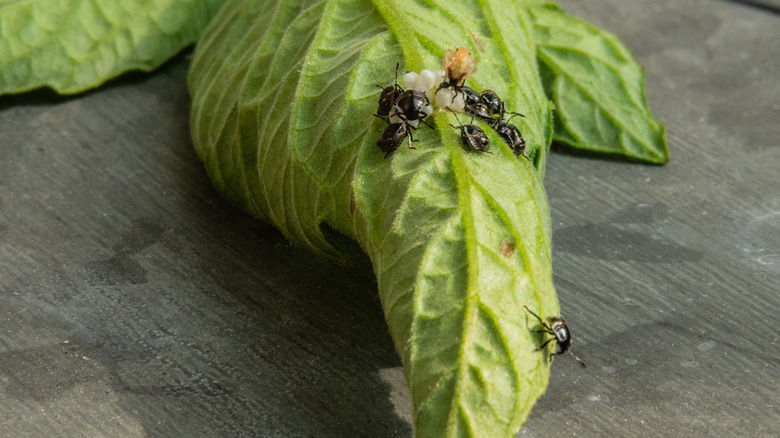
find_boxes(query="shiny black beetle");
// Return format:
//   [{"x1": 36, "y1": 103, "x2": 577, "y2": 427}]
[
  {"x1": 479, "y1": 89, "x2": 525, "y2": 121},
  {"x1": 524, "y1": 305, "x2": 586, "y2": 367},
  {"x1": 376, "y1": 122, "x2": 412, "y2": 158},
  {"x1": 464, "y1": 102, "x2": 494, "y2": 124},
  {"x1": 464, "y1": 90, "x2": 525, "y2": 134},
  {"x1": 390, "y1": 89, "x2": 433, "y2": 128},
  {"x1": 375, "y1": 63, "x2": 403, "y2": 117},
  {"x1": 450, "y1": 111, "x2": 490, "y2": 153},
  {"x1": 459, "y1": 85, "x2": 481, "y2": 107},
  {"x1": 494, "y1": 121, "x2": 527, "y2": 157}
]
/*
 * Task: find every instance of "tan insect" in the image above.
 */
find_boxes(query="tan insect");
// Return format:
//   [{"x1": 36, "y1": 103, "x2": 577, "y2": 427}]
[{"x1": 442, "y1": 47, "x2": 478, "y2": 88}]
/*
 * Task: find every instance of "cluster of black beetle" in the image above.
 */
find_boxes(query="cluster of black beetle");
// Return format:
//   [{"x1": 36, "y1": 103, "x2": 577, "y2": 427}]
[
  {"x1": 374, "y1": 63, "x2": 432, "y2": 158},
  {"x1": 374, "y1": 49, "x2": 527, "y2": 159},
  {"x1": 374, "y1": 50, "x2": 586, "y2": 367},
  {"x1": 446, "y1": 86, "x2": 526, "y2": 156}
]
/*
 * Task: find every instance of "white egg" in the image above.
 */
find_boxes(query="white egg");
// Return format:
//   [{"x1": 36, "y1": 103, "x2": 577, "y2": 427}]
[
  {"x1": 434, "y1": 87, "x2": 466, "y2": 113},
  {"x1": 435, "y1": 88, "x2": 454, "y2": 109},
  {"x1": 449, "y1": 93, "x2": 466, "y2": 113},
  {"x1": 436, "y1": 70, "x2": 446, "y2": 86},
  {"x1": 418, "y1": 70, "x2": 437, "y2": 91},
  {"x1": 402, "y1": 71, "x2": 419, "y2": 90}
]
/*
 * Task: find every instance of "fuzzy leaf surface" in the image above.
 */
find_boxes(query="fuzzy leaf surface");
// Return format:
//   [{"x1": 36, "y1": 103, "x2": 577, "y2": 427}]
[
  {"x1": 0, "y1": 0, "x2": 225, "y2": 95},
  {"x1": 188, "y1": 0, "x2": 559, "y2": 436},
  {"x1": 529, "y1": 2, "x2": 669, "y2": 163}
]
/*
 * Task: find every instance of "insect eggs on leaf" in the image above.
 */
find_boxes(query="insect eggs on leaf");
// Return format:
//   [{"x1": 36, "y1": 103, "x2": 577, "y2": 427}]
[{"x1": 402, "y1": 71, "x2": 419, "y2": 90}]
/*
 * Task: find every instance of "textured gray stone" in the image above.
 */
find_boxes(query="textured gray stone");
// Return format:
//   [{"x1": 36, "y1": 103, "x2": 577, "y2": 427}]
[{"x1": 1, "y1": 1, "x2": 778, "y2": 436}]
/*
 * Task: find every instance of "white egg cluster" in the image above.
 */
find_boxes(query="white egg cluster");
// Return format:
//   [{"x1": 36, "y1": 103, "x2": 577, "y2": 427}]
[
  {"x1": 402, "y1": 69, "x2": 439, "y2": 97},
  {"x1": 434, "y1": 86, "x2": 466, "y2": 113}
]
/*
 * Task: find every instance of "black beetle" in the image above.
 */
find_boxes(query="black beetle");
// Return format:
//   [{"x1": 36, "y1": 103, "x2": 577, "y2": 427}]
[
  {"x1": 479, "y1": 89, "x2": 525, "y2": 121},
  {"x1": 375, "y1": 63, "x2": 403, "y2": 117},
  {"x1": 390, "y1": 89, "x2": 432, "y2": 128},
  {"x1": 376, "y1": 122, "x2": 413, "y2": 158},
  {"x1": 450, "y1": 111, "x2": 490, "y2": 153},
  {"x1": 494, "y1": 121, "x2": 527, "y2": 157},
  {"x1": 524, "y1": 305, "x2": 586, "y2": 367}
]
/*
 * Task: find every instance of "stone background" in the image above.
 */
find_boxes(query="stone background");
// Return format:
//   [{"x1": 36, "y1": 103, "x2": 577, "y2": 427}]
[{"x1": 1, "y1": 0, "x2": 778, "y2": 436}]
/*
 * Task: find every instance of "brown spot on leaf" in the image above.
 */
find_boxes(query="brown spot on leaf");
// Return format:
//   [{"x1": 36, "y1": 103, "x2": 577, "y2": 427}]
[{"x1": 500, "y1": 241, "x2": 516, "y2": 257}]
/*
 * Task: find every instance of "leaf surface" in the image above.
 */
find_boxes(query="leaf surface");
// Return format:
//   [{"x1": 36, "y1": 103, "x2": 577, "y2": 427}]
[
  {"x1": 0, "y1": 0, "x2": 224, "y2": 95},
  {"x1": 188, "y1": 0, "x2": 560, "y2": 436},
  {"x1": 528, "y1": 2, "x2": 669, "y2": 163}
]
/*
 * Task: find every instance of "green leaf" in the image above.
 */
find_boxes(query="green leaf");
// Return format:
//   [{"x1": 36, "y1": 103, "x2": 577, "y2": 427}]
[
  {"x1": 528, "y1": 2, "x2": 669, "y2": 163},
  {"x1": 0, "y1": 0, "x2": 225, "y2": 95},
  {"x1": 188, "y1": 0, "x2": 559, "y2": 436}
]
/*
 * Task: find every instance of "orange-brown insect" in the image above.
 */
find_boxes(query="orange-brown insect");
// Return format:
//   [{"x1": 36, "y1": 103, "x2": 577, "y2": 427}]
[{"x1": 442, "y1": 47, "x2": 478, "y2": 88}]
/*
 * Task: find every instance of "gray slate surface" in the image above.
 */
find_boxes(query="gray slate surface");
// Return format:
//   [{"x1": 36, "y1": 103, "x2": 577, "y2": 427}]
[{"x1": 1, "y1": 0, "x2": 778, "y2": 436}]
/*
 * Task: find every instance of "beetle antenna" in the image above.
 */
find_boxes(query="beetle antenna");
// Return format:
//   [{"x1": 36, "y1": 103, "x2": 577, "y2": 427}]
[
  {"x1": 524, "y1": 305, "x2": 545, "y2": 325},
  {"x1": 447, "y1": 107, "x2": 464, "y2": 127},
  {"x1": 505, "y1": 111, "x2": 525, "y2": 121},
  {"x1": 372, "y1": 113, "x2": 391, "y2": 124},
  {"x1": 568, "y1": 350, "x2": 587, "y2": 368}
]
